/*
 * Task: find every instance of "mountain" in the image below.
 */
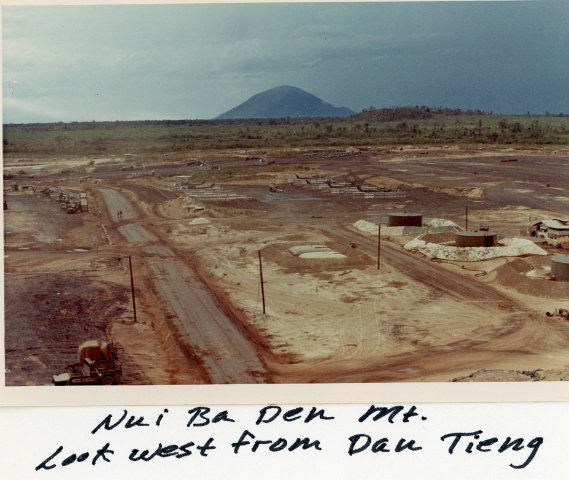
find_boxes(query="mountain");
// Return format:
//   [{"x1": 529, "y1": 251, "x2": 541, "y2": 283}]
[{"x1": 216, "y1": 85, "x2": 355, "y2": 120}]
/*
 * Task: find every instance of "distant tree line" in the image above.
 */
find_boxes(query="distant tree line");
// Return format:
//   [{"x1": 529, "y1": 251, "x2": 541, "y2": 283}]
[
  {"x1": 4, "y1": 108, "x2": 569, "y2": 156},
  {"x1": 355, "y1": 106, "x2": 487, "y2": 122}
]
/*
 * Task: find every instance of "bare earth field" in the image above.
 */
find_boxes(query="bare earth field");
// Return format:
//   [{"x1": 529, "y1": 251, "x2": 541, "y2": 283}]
[{"x1": 4, "y1": 145, "x2": 569, "y2": 385}]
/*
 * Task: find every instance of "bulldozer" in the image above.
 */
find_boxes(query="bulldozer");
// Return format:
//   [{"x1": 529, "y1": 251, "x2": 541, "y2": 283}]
[{"x1": 52, "y1": 340, "x2": 122, "y2": 386}]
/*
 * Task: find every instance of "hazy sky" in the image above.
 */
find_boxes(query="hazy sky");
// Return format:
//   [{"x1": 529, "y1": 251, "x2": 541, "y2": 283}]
[{"x1": 3, "y1": 1, "x2": 569, "y2": 123}]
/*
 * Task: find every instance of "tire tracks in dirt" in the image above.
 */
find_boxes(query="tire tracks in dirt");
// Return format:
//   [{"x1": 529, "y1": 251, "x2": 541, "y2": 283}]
[
  {"x1": 97, "y1": 187, "x2": 269, "y2": 384},
  {"x1": 331, "y1": 225, "x2": 523, "y2": 311},
  {"x1": 295, "y1": 225, "x2": 549, "y2": 382}
]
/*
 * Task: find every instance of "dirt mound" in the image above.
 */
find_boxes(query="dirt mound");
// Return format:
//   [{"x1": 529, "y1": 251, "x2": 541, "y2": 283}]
[
  {"x1": 418, "y1": 231, "x2": 456, "y2": 244},
  {"x1": 261, "y1": 241, "x2": 370, "y2": 275},
  {"x1": 353, "y1": 220, "x2": 403, "y2": 236},
  {"x1": 157, "y1": 197, "x2": 194, "y2": 219},
  {"x1": 493, "y1": 259, "x2": 569, "y2": 299},
  {"x1": 289, "y1": 245, "x2": 346, "y2": 259},
  {"x1": 189, "y1": 217, "x2": 211, "y2": 226},
  {"x1": 353, "y1": 219, "x2": 460, "y2": 238},
  {"x1": 5, "y1": 273, "x2": 129, "y2": 386},
  {"x1": 433, "y1": 186, "x2": 484, "y2": 198},
  {"x1": 405, "y1": 237, "x2": 547, "y2": 261},
  {"x1": 365, "y1": 176, "x2": 403, "y2": 189},
  {"x1": 427, "y1": 218, "x2": 461, "y2": 228},
  {"x1": 503, "y1": 257, "x2": 533, "y2": 274}
]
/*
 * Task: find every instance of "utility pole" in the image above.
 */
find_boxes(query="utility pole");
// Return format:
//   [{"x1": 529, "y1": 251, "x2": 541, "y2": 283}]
[
  {"x1": 258, "y1": 250, "x2": 266, "y2": 315},
  {"x1": 377, "y1": 224, "x2": 381, "y2": 270},
  {"x1": 128, "y1": 255, "x2": 138, "y2": 324},
  {"x1": 546, "y1": 182, "x2": 552, "y2": 213}
]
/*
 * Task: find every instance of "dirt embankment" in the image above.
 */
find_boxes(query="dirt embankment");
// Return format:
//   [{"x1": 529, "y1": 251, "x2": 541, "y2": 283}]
[
  {"x1": 492, "y1": 258, "x2": 569, "y2": 299},
  {"x1": 4, "y1": 188, "x2": 207, "y2": 386},
  {"x1": 4, "y1": 270, "x2": 135, "y2": 386}
]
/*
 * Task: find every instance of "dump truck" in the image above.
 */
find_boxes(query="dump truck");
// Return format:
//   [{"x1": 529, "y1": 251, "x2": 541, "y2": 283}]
[{"x1": 52, "y1": 340, "x2": 122, "y2": 386}]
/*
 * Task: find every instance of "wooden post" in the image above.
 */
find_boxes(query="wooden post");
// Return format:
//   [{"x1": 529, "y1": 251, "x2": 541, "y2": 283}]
[
  {"x1": 258, "y1": 250, "x2": 266, "y2": 314},
  {"x1": 128, "y1": 255, "x2": 138, "y2": 324},
  {"x1": 465, "y1": 204, "x2": 469, "y2": 231},
  {"x1": 377, "y1": 224, "x2": 381, "y2": 270}
]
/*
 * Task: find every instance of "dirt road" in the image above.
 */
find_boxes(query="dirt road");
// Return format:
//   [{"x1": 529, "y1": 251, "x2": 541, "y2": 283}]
[
  {"x1": 7, "y1": 146, "x2": 569, "y2": 386},
  {"x1": 98, "y1": 187, "x2": 268, "y2": 383},
  {"x1": 331, "y1": 226, "x2": 521, "y2": 311},
  {"x1": 270, "y1": 224, "x2": 549, "y2": 382},
  {"x1": 117, "y1": 224, "x2": 159, "y2": 243},
  {"x1": 99, "y1": 188, "x2": 140, "y2": 221}
]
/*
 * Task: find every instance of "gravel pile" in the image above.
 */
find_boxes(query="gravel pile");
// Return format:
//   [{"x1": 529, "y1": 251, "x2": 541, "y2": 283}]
[
  {"x1": 353, "y1": 219, "x2": 461, "y2": 237},
  {"x1": 404, "y1": 237, "x2": 547, "y2": 261}
]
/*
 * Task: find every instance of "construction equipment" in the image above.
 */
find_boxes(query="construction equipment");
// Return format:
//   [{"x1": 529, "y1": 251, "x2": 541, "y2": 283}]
[
  {"x1": 52, "y1": 340, "x2": 122, "y2": 386},
  {"x1": 66, "y1": 203, "x2": 80, "y2": 214},
  {"x1": 546, "y1": 308, "x2": 569, "y2": 319}
]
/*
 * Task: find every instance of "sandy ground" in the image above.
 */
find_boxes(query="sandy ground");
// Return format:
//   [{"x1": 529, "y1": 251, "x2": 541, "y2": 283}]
[
  {"x1": 4, "y1": 145, "x2": 569, "y2": 385},
  {"x1": 4, "y1": 191, "x2": 203, "y2": 385}
]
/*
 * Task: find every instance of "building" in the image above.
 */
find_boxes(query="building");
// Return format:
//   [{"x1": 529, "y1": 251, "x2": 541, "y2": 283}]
[{"x1": 528, "y1": 219, "x2": 569, "y2": 246}]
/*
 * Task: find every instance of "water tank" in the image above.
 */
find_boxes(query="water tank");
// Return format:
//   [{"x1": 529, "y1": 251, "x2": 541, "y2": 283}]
[
  {"x1": 388, "y1": 212, "x2": 423, "y2": 227},
  {"x1": 455, "y1": 231, "x2": 497, "y2": 247},
  {"x1": 551, "y1": 255, "x2": 569, "y2": 282}
]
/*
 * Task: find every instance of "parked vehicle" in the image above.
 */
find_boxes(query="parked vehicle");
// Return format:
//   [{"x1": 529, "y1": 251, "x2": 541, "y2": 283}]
[
  {"x1": 52, "y1": 340, "x2": 122, "y2": 386},
  {"x1": 546, "y1": 308, "x2": 569, "y2": 320},
  {"x1": 66, "y1": 203, "x2": 80, "y2": 214}
]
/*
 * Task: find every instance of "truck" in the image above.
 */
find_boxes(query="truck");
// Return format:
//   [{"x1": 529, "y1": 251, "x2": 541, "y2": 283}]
[
  {"x1": 52, "y1": 340, "x2": 122, "y2": 386},
  {"x1": 546, "y1": 308, "x2": 569, "y2": 320},
  {"x1": 66, "y1": 203, "x2": 80, "y2": 214}
]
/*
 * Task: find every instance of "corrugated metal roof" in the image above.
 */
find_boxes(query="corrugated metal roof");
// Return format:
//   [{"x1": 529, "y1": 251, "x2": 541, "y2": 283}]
[{"x1": 533, "y1": 219, "x2": 569, "y2": 229}]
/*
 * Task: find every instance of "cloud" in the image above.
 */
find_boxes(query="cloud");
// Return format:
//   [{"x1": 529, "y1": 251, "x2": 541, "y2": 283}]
[
  {"x1": 3, "y1": 2, "x2": 568, "y2": 122},
  {"x1": 3, "y1": 97, "x2": 70, "y2": 122}
]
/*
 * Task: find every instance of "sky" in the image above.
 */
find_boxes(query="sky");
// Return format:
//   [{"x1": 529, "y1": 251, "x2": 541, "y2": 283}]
[{"x1": 2, "y1": 1, "x2": 569, "y2": 123}]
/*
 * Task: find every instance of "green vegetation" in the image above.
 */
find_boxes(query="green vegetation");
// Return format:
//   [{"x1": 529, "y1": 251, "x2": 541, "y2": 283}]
[{"x1": 4, "y1": 107, "x2": 569, "y2": 157}]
